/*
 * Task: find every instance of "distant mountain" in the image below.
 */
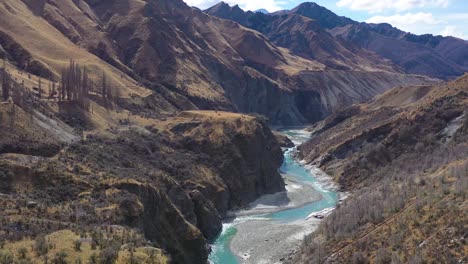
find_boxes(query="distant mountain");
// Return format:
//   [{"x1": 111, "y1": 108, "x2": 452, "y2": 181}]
[
  {"x1": 254, "y1": 8, "x2": 269, "y2": 14},
  {"x1": 290, "y1": 2, "x2": 468, "y2": 79},
  {"x1": 205, "y1": 2, "x2": 399, "y2": 72},
  {"x1": 206, "y1": 1, "x2": 468, "y2": 79}
]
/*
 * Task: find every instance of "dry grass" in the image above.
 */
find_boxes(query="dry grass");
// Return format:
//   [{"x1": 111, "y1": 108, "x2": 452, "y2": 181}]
[{"x1": 0, "y1": 230, "x2": 168, "y2": 264}]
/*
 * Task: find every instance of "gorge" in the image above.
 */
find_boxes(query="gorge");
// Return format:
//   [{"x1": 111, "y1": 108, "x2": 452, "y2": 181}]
[{"x1": 0, "y1": 0, "x2": 466, "y2": 263}]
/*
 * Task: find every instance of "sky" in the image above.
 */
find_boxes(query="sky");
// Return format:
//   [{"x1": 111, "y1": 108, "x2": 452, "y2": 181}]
[{"x1": 183, "y1": 0, "x2": 468, "y2": 39}]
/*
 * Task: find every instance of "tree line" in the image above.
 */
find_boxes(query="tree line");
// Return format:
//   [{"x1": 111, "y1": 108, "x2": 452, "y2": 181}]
[{"x1": 1, "y1": 59, "x2": 114, "y2": 110}]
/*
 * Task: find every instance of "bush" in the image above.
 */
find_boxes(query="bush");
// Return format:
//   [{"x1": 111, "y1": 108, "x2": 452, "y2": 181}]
[
  {"x1": 73, "y1": 240, "x2": 82, "y2": 252},
  {"x1": 0, "y1": 167, "x2": 14, "y2": 192},
  {"x1": 0, "y1": 252, "x2": 14, "y2": 264},
  {"x1": 351, "y1": 252, "x2": 369, "y2": 264},
  {"x1": 99, "y1": 245, "x2": 119, "y2": 264},
  {"x1": 51, "y1": 251, "x2": 68, "y2": 264},
  {"x1": 18, "y1": 247, "x2": 28, "y2": 259},
  {"x1": 88, "y1": 254, "x2": 98, "y2": 264},
  {"x1": 250, "y1": 113, "x2": 269, "y2": 125},
  {"x1": 34, "y1": 235, "x2": 49, "y2": 256},
  {"x1": 375, "y1": 248, "x2": 392, "y2": 264}
]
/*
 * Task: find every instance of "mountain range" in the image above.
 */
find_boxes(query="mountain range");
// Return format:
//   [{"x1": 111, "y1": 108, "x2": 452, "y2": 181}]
[
  {"x1": 206, "y1": 2, "x2": 468, "y2": 79},
  {"x1": 0, "y1": 0, "x2": 440, "y2": 126},
  {"x1": 0, "y1": 0, "x2": 466, "y2": 263}
]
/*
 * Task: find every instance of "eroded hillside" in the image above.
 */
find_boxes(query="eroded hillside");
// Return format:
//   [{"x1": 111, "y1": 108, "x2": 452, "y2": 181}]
[
  {"x1": 290, "y1": 74, "x2": 468, "y2": 263},
  {"x1": 0, "y1": 0, "x2": 436, "y2": 125},
  {"x1": 0, "y1": 102, "x2": 284, "y2": 263}
]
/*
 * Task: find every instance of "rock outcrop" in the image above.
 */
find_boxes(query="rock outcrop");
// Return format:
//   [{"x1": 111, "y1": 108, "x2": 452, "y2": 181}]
[{"x1": 0, "y1": 110, "x2": 285, "y2": 263}]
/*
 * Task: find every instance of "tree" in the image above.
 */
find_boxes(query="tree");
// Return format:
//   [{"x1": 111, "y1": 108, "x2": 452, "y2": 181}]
[
  {"x1": 59, "y1": 59, "x2": 90, "y2": 109},
  {"x1": 101, "y1": 71, "x2": 107, "y2": 100},
  {"x1": 375, "y1": 248, "x2": 392, "y2": 264},
  {"x1": 38, "y1": 77, "x2": 42, "y2": 98},
  {"x1": 1, "y1": 65, "x2": 11, "y2": 101},
  {"x1": 351, "y1": 252, "x2": 369, "y2": 264},
  {"x1": 51, "y1": 251, "x2": 68, "y2": 264}
]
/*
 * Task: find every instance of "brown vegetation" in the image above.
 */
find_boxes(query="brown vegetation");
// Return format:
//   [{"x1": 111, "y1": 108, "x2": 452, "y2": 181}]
[{"x1": 291, "y1": 75, "x2": 468, "y2": 263}]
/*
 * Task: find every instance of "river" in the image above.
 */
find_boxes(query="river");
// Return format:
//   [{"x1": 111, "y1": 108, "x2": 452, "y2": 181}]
[{"x1": 209, "y1": 128, "x2": 340, "y2": 264}]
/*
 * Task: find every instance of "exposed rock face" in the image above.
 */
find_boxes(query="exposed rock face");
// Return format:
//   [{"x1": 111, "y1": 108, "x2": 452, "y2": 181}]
[
  {"x1": 273, "y1": 131, "x2": 294, "y2": 148},
  {"x1": 163, "y1": 111, "x2": 285, "y2": 213},
  {"x1": 0, "y1": 109, "x2": 285, "y2": 264},
  {"x1": 189, "y1": 189, "x2": 222, "y2": 241},
  {"x1": 113, "y1": 181, "x2": 209, "y2": 264},
  {"x1": 0, "y1": 0, "x2": 435, "y2": 125},
  {"x1": 298, "y1": 75, "x2": 468, "y2": 189}
]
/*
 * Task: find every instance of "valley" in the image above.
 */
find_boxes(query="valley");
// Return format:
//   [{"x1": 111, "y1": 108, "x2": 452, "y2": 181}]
[
  {"x1": 0, "y1": 0, "x2": 466, "y2": 263},
  {"x1": 209, "y1": 128, "x2": 339, "y2": 264}
]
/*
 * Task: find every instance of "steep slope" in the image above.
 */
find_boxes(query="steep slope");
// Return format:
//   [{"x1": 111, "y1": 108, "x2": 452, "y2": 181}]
[
  {"x1": 0, "y1": 105, "x2": 284, "y2": 263},
  {"x1": 0, "y1": 0, "x2": 316, "y2": 125},
  {"x1": 284, "y1": 2, "x2": 468, "y2": 79},
  {"x1": 0, "y1": 0, "x2": 435, "y2": 126},
  {"x1": 332, "y1": 23, "x2": 467, "y2": 79},
  {"x1": 205, "y1": 2, "x2": 398, "y2": 72},
  {"x1": 290, "y1": 75, "x2": 468, "y2": 263}
]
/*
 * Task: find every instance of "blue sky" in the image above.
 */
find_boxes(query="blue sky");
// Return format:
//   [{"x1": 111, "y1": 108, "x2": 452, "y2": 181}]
[{"x1": 184, "y1": 0, "x2": 468, "y2": 39}]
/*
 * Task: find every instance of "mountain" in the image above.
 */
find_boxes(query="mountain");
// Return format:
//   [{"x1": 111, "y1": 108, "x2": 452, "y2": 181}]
[
  {"x1": 205, "y1": 2, "x2": 399, "y2": 72},
  {"x1": 291, "y1": 2, "x2": 468, "y2": 79},
  {"x1": 207, "y1": 2, "x2": 468, "y2": 80},
  {"x1": 254, "y1": 8, "x2": 269, "y2": 14},
  {"x1": 289, "y1": 74, "x2": 468, "y2": 263},
  {"x1": 0, "y1": 0, "x2": 455, "y2": 263},
  {"x1": 0, "y1": 0, "x2": 431, "y2": 125}
]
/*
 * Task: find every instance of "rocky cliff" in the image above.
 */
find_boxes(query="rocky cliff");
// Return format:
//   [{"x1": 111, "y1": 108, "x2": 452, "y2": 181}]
[{"x1": 0, "y1": 108, "x2": 284, "y2": 263}]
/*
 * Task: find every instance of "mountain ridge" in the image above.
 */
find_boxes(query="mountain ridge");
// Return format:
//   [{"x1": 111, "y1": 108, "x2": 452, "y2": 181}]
[{"x1": 206, "y1": 1, "x2": 468, "y2": 79}]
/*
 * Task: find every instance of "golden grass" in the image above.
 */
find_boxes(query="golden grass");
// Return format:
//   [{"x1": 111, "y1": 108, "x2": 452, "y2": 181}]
[{"x1": 0, "y1": 230, "x2": 168, "y2": 264}]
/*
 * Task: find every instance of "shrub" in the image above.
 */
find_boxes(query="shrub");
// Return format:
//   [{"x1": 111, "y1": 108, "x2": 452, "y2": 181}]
[
  {"x1": 375, "y1": 248, "x2": 392, "y2": 264},
  {"x1": 51, "y1": 251, "x2": 68, "y2": 264},
  {"x1": 99, "y1": 245, "x2": 119, "y2": 264},
  {"x1": 0, "y1": 167, "x2": 14, "y2": 192},
  {"x1": 34, "y1": 235, "x2": 49, "y2": 256},
  {"x1": 351, "y1": 252, "x2": 369, "y2": 264},
  {"x1": 73, "y1": 240, "x2": 82, "y2": 252},
  {"x1": 0, "y1": 252, "x2": 14, "y2": 264},
  {"x1": 88, "y1": 254, "x2": 98, "y2": 264},
  {"x1": 18, "y1": 247, "x2": 28, "y2": 259}
]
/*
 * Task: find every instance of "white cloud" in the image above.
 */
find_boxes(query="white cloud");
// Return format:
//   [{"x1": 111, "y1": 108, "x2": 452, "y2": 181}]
[
  {"x1": 440, "y1": 25, "x2": 468, "y2": 39},
  {"x1": 365, "y1": 12, "x2": 467, "y2": 39},
  {"x1": 337, "y1": 0, "x2": 450, "y2": 13},
  {"x1": 182, "y1": 0, "x2": 287, "y2": 12},
  {"x1": 366, "y1": 12, "x2": 442, "y2": 25}
]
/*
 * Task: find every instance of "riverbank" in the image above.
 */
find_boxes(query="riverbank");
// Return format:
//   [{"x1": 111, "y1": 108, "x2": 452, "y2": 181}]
[
  {"x1": 231, "y1": 216, "x2": 321, "y2": 264},
  {"x1": 229, "y1": 174, "x2": 323, "y2": 218},
  {"x1": 209, "y1": 128, "x2": 340, "y2": 264}
]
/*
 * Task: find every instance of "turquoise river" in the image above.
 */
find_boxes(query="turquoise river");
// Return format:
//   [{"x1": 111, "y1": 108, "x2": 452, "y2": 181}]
[{"x1": 209, "y1": 128, "x2": 339, "y2": 264}]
